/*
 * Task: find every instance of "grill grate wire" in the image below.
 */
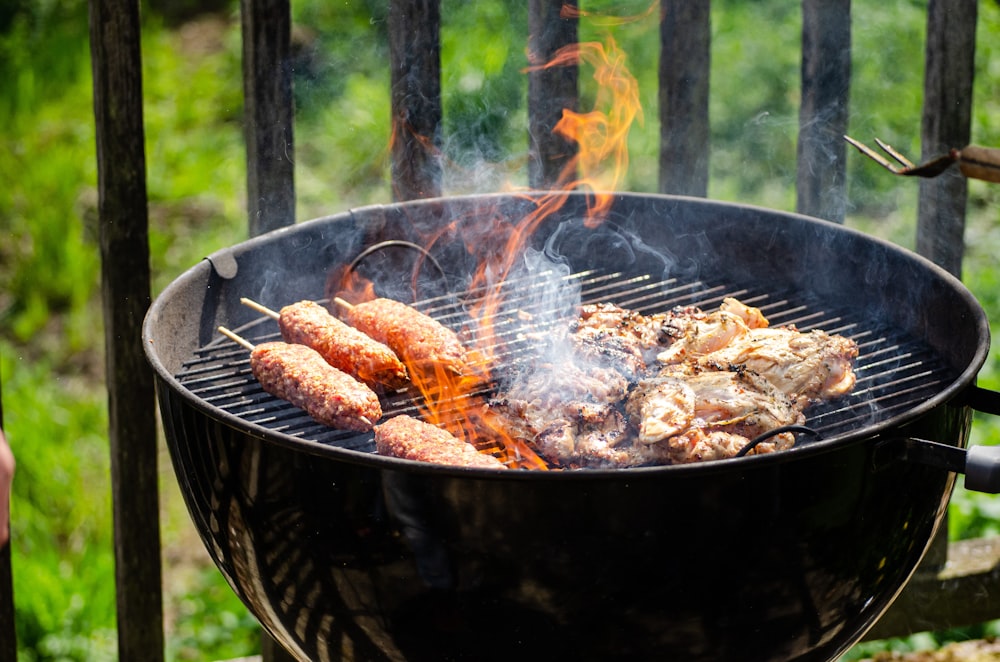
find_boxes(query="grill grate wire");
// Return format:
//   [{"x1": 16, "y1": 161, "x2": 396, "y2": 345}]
[{"x1": 175, "y1": 269, "x2": 956, "y2": 463}]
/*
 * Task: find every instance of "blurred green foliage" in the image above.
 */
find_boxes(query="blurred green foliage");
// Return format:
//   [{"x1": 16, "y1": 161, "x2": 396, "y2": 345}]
[{"x1": 1, "y1": 0, "x2": 1000, "y2": 659}]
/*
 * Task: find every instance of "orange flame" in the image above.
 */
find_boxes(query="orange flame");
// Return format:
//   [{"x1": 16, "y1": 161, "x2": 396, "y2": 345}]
[
  {"x1": 526, "y1": 37, "x2": 642, "y2": 225},
  {"x1": 337, "y1": 35, "x2": 643, "y2": 469},
  {"x1": 560, "y1": 1, "x2": 658, "y2": 26}
]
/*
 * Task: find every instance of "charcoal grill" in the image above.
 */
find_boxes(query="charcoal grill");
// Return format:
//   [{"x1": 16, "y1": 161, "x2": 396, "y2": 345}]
[
  {"x1": 145, "y1": 192, "x2": 998, "y2": 661},
  {"x1": 179, "y1": 268, "x2": 952, "y2": 462}
]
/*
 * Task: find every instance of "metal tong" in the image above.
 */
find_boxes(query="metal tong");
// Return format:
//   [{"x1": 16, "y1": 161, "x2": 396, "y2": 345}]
[{"x1": 844, "y1": 135, "x2": 1000, "y2": 183}]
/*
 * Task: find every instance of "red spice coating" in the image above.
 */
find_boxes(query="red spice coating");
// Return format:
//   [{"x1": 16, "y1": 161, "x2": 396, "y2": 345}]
[
  {"x1": 279, "y1": 300, "x2": 409, "y2": 392},
  {"x1": 250, "y1": 341, "x2": 381, "y2": 432},
  {"x1": 344, "y1": 298, "x2": 467, "y2": 373},
  {"x1": 374, "y1": 415, "x2": 507, "y2": 469}
]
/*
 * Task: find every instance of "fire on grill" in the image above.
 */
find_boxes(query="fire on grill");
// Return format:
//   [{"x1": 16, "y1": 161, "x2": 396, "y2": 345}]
[{"x1": 228, "y1": 284, "x2": 859, "y2": 470}]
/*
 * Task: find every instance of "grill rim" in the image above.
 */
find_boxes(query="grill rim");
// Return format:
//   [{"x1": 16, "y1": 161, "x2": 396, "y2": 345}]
[{"x1": 144, "y1": 191, "x2": 992, "y2": 478}]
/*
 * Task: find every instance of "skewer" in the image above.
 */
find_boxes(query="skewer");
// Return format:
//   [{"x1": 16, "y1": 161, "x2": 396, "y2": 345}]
[
  {"x1": 218, "y1": 325, "x2": 255, "y2": 351},
  {"x1": 332, "y1": 296, "x2": 354, "y2": 311},
  {"x1": 240, "y1": 297, "x2": 280, "y2": 320}
]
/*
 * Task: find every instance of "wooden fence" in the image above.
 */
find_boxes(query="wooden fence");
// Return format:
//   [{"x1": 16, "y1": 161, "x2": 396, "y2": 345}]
[{"x1": 0, "y1": 0, "x2": 989, "y2": 660}]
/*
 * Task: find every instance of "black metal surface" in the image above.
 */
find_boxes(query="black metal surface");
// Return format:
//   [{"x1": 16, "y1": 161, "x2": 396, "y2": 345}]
[{"x1": 144, "y1": 192, "x2": 990, "y2": 661}]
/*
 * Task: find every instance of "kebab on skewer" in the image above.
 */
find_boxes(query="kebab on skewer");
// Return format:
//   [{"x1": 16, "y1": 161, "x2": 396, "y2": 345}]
[
  {"x1": 218, "y1": 326, "x2": 382, "y2": 432},
  {"x1": 332, "y1": 296, "x2": 472, "y2": 378},
  {"x1": 374, "y1": 414, "x2": 508, "y2": 469},
  {"x1": 241, "y1": 298, "x2": 410, "y2": 392}
]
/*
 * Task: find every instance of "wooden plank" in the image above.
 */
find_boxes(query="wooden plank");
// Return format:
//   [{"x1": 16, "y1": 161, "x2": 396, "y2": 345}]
[
  {"x1": 796, "y1": 0, "x2": 851, "y2": 223},
  {"x1": 915, "y1": 0, "x2": 977, "y2": 278},
  {"x1": 659, "y1": 0, "x2": 710, "y2": 197},
  {"x1": 0, "y1": 383, "x2": 15, "y2": 660},
  {"x1": 241, "y1": 0, "x2": 295, "y2": 236},
  {"x1": 528, "y1": 0, "x2": 579, "y2": 190},
  {"x1": 866, "y1": 537, "x2": 1000, "y2": 641},
  {"x1": 389, "y1": 0, "x2": 442, "y2": 201},
  {"x1": 88, "y1": 0, "x2": 165, "y2": 658}
]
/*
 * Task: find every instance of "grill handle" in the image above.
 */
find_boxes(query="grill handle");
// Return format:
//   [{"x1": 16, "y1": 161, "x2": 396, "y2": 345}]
[
  {"x1": 888, "y1": 437, "x2": 1000, "y2": 494},
  {"x1": 958, "y1": 384, "x2": 1000, "y2": 417}
]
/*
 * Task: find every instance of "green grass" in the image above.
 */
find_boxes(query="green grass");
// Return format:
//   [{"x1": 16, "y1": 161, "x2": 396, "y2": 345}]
[{"x1": 2, "y1": 0, "x2": 1000, "y2": 660}]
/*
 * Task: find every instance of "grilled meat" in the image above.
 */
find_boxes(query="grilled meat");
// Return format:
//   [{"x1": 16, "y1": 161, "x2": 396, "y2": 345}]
[
  {"x1": 250, "y1": 342, "x2": 382, "y2": 431},
  {"x1": 486, "y1": 296, "x2": 854, "y2": 468},
  {"x1": 693, "y1": 326, "x2": 859, "y2": 405},
  {"x1": 341, "y1": 298, "x2": 469, "y2": 377},
  {"x1": 278, "y1": 300, "x2": 409, "y2": 392},
  {"x1": 483, "y1": 362, "x2": 633, "y2": 468},
  {"x1": 627, "y1": 367, "x2": 803, "y2": 462},
  {"x1": 656, "y1": 308, "x2": 752, "y2": 364},
  {"x1": 375, "y1": 414, "x2": 507, "y2": 469}
]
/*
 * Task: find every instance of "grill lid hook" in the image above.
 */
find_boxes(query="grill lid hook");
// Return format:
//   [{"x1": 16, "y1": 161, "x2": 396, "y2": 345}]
[{"x1": 735, "y1": 425, "x2": 822, "y2": 458}]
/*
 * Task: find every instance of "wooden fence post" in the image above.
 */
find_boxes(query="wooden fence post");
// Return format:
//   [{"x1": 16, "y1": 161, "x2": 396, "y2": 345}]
[
  {"x1": 88, "y1": 0, "x2": 165, "y2": 658},
  {"x1": 659, "y1": 0, "x2": 711, "y2": 197},
  {"x1": 389, "y1": 0, "x2": 443, "y2": 201},
  {"x1": 916, "y1": 0, "x2": 977, "y2": 278},
  {"x1": 796, "y1": 0, "x2": 851, "y2": 223},
  {"x1": 242, "y1": 0, "x2": 296, "y2": 236},
  {"x1": 528, "y1": 0, "x2": 579, "y2": 189}
]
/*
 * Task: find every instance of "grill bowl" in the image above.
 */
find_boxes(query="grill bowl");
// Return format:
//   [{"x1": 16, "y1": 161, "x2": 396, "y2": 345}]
[{"x1": 144, "y1": 192, "x2": 988, "y2": 661}]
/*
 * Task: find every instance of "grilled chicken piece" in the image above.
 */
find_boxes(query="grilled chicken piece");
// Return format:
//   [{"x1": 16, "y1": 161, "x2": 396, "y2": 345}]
[
  {"x1": 719, "y1": 297, "x2": 769, "y2": 329},
  {"x1": 655, "y1": 298, "x2": 771, "y2": 365},
  {"x1": 483, "y1": 362, "x2": 633, "y2": 468},
  {"x1": 568, "y1": 302, "x2": 675, "y2": 378},
  {"x1": 694, "y1": 327, "x2": 858, "y2": 405},
  {"x1": 657, "y1": 310, "x2": 751, "y2": 364},
  {"x1": 627, "y1": 368, "x2": 804, "y2": 463}
]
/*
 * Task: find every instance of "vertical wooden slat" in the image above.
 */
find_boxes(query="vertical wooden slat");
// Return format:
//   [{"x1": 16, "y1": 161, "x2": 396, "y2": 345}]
[
  {"x1": 243, "y1": 0, "x2": 296, "y2": 657},
  {"x1": 88, "y1": 0, "x2": 165, "y2": 658},
  {"x1": 659, "y1": 0, "x2": 711, "y2": 197},
  {"x1": 0, "y1": 381, "x2": 15, "y2": 660},
  {"x1": 916, "y1": 0, "x2": 977, "y2": 278},
  {"x1": 796, "y1": 0, "x2": 851, "y2": 223},
  {"x1": 241, "y1": 0, "x2": 296, "y2": 236},
  {"x1": 528, "y1": 0, "x2": 579, "y2": 190},
  {"x1": 389, "y1": 0, "x2": 442, "y2": 201}
]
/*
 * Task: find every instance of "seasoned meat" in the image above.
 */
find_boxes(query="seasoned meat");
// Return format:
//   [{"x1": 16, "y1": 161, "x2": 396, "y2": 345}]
[
  {"x1": 374, "y1": 415, "x2": 507, "y2": 469},
  {"x1": 484, "y1": 296, "x2": 854, "y2": 469},
  {"x1": 719, "y1": 297, "x2": 769, "y2": 329},
  {"x1": 628, "y1": 368, "x2": 803, "y2": 462},
  {"x1": 569, "y1": 302, "x2": 676, "y2": 375},
  {"x1": 250, "y1": 342, "x2": 382, "y2": 432},
  {"x1": 341, "y1": 298, "x2": 468, "y2": 376},
  {"x1": 532, "y1": 409, "x2": 633, "y2": 468},
  {"x1": 694, "y1": 327, "x2": 859, "y2": 405},
  {"x1": 483, "y1": 362, "x2": 633, "y2": 468},
  {"x1": 279, "y1": 300, "x2": 409, "y2": 392},
  {"x1": 656, "y1": 309, "x2": 752, "y2": 364}
]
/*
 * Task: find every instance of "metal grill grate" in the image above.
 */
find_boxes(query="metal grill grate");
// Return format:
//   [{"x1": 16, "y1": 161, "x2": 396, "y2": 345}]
[{"x1": 175, "y1": 268, "x2": 955, "y2": 463}]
